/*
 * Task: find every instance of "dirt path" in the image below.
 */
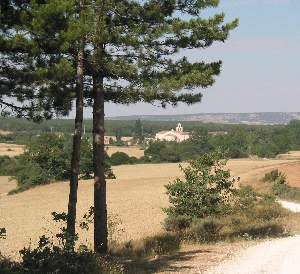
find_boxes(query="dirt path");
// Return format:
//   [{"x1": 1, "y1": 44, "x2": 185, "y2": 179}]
[
  {"x1": 205, "y1": 235, "x2": 300, "y2": 274},
  {"x1": 156, "y1": 160, "x2": 300, "y2": 274}
]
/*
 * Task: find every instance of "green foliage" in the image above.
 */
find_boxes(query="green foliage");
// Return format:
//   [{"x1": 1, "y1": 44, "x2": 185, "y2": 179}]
[
  {"x1": 145, "y1": 140, "x2": 167, "y2": 156},
  {"x1": 162, "y1": 185, "x2": 292, "y2": 245},
  {"x1": 187, "y1": 219, "x2": 224, "y2": 243},
  {"x1": 141, "y1": 234, "x2": 181, "y2": 256},
  {"x1": 271, "y1": 174, "x2": 292, "y2": 199},
  {"x1": 164, "y1": 149, "x2": 234, "y2": 219},
  {"x1": 138, "y1": 155, "x2": 151, "y2": 163},
  {"x1": 78, "y1": 138, "x2": 93, "y2": 179},
  {"x1": 261, "y1": 169, "x2": 281, "y2": 182},
  {"x1": 9, "y1": 133, "x2": 115, "y2": 193},
  {"x1": 129, "y1": 156, "x2": 139, "y2": 164},
  {"x1": 231, "y1": 185, "x2": 290, "y2": 224},
  {"x1": 260, "y1": 170, "x2": 300, "y2": 202},
  {"x1": 145, "y1": 141, "x2": 182, "y2": 163},
  {"x1": 9, "y1": 133, "x2": 70, "y2": 192},
  {"x1": 110, "y1": 152, "x2": 130, "y2": 166},
  {"x1": 115, "y1": 129, "x2": 123, "y2": 145},
  {"x1": 0, "y1": 156, "x2": 14, "y2": 176},
  {"x1": 273, "y1": 185, "x2": 300, "y2": 202},
  {"x1": 134, "y1": 119, "x2": 144, "y2": 141},
  {"x1": 4, "y1": 118, "x2": 300, "y2": 160},
  {"x1": 189, "y1": 126, "x2": 213, "y2": 154},
  {"x1": 16, "y1": 241, "x2": 107, "y2": 274},
  {"x1": 163, "y1": 215, "x2": 191, "y2": 232},
  {"x1": 0, "y1": 211, "x2": 122, "y2": 274},
  {"x1": 159, "y1": 147, "x2": 181, "y2": 163}
]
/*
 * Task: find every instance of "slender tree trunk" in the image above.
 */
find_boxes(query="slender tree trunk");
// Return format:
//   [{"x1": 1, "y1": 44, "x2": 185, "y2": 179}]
[
  {"x1": 66, "y1": 16, "x2": 85, "y2": 250},
  {"x1": 93, "y1": 74, "x2": 108, "y2": 253},
  {"x1": 92, "y1": 1, "x2": 108, "y2": 254}
]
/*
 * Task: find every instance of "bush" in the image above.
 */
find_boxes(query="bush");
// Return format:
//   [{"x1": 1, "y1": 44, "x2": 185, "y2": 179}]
[
  {"x1": 10, "y1": 133, "x2": 70, "y2": 191},
  {"x1": 129, "y1": 156, "x2": 139, "y2": 164},
  {"x1": 163, "y1": 149, "x2": 234, "y2": 219},
  {"x1": 0, "y1": 156, "x2": 15, "y2": 176},
  {"x1": 261, "y1": 169, "x2": 281, "y2": 182},
  {"x1": 138, "y1": 155, "x2": 151, "y2": 163},
  {"x1": 159, "y1": 147, "x2": 181, "y2": 163},
  {"x1": 110, "y1": 152, "x2": 130, "y2": 166},
  {"x1": 3, "y1": 236, "x2": 121, "y2": 274},
  {"x1": 163, "y1": 215, "x2": 191, "y2": 232},
  {"x1": 188, "y1": 219, "x2": 223, "y2": 243},
  {"x1": 232, "y1": 185, "x2": 290, "y2": 222}
]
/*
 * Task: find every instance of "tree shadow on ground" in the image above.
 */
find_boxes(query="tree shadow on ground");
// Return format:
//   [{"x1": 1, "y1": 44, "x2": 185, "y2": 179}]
[{"x1": 118, "y1": 248, "x2": 224, "y2": 274}]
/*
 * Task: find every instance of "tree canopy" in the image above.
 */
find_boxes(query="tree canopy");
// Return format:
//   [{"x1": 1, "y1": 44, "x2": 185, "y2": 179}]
[
  {"x1": 1, "y1": 0, "x2": 238, "y2": 253},
  {"x1": 1, "y1": 0, "x2": 238, "y2": 118}
]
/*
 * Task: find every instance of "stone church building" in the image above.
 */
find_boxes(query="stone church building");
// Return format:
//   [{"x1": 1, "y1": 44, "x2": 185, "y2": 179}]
[{"x1": 155, "y1": 123, "x2": 190, "y2": 142}]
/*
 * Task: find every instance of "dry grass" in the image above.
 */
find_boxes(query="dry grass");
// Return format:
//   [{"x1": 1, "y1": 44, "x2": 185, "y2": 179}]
[
  {"x1": 106, "y1": 146, "x2": 145, "y2": 158},
  {"x1": 0, "y1": 143, "x2": 24, "y2": 157},
  {"x1": 1, "y1": 154, "x2": 300, "y2": 260},
  {"x1": 0, "y1": 130, "x2": 12, "y2": 135}
]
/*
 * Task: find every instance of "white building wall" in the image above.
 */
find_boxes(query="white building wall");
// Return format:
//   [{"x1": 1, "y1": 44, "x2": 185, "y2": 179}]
[{"x1": 155, "y1": 124, "x2": 190, "y2": 142}]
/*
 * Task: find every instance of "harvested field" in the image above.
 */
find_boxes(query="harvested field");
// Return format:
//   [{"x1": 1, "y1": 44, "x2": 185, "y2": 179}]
[
  {"x1": 0, "y1": 130, "x2": 12, "y2": 135},
  {"x1": 106, "y1": 146, "x2": 145, "y2": 158},
  {"x1": 0, "y1": 143, "x2": 24, "y2": 157},
  {"x1": 1, "y1": 153, "x2": 300, "y2": 260}
]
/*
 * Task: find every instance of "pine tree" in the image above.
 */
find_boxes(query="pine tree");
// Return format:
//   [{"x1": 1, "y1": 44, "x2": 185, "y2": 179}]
[{"x1": 1, "y1": 0, "x2": 238, "y2": 253}]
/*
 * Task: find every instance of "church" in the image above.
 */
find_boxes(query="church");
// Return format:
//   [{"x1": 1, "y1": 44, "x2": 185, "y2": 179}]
[{"x1": 155, "y1": 123, "x2": 190, "y2": 142}]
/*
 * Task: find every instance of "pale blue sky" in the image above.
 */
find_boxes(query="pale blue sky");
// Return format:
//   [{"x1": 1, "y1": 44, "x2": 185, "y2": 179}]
[{"x1": 73, "y1": 0, "x2": 300, "y2": 118}]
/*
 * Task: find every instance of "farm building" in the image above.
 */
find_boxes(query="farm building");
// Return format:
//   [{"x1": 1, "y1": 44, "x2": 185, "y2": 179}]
[{"x1": 155, "y1": 123, "x2": 190, "y2": 142}]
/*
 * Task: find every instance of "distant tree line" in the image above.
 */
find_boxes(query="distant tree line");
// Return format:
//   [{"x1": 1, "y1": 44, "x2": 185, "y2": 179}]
[
  {"x1": 144, "y1": 120, "x2": 300, "y2": 162},
  {"x1": 1, "y1": 119, "x2": 300, "y2": 162},
  {"x1": 0, "y1": 117, "x2": 284, "y2": 138}
]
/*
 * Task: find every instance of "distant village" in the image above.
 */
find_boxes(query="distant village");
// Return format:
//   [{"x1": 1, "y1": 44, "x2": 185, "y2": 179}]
[
  {"x1": 102, "y1": 123, "x2": 227, "y2": 145},
  {"x1": 155, "y1": 123, "x2": 227, "y2": 143}
]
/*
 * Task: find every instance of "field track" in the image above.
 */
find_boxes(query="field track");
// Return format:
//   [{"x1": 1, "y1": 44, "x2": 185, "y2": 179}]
[{"x1": 1, "y1": 149, "x2": 300, "y2": 260}]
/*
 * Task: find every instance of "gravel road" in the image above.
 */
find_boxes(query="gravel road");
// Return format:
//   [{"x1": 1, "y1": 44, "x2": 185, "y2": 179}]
[
  {"x1": 205, "y1": 200, "x2": 300, "y2": 274},
  {"x1": 206, "y1": 234, "x2": 300, "y2": 274}
]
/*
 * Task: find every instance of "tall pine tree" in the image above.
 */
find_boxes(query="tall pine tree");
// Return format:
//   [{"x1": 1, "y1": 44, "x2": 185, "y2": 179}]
[{"x1": 1, "y1": 0, "x2": 238, "y2": 253}]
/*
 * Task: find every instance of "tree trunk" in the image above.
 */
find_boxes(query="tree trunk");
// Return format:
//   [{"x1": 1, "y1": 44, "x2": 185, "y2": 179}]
[
  {"x1": 93, "y1": 74, "x2": 108, "y2": 253},
  {"x1": 66, "y1": 30, "x2": 84, "y2": 250}
]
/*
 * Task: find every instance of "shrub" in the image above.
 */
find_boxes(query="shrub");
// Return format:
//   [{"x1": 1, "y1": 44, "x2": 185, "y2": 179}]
[
  {"x1": 163, "y1": 149, "x2": 234, "y2": 219},
  {"x1": 138, "y1": 155, "x2": 151, "y2": 163},
  {"x1": 261, "y1": 169, "x2": 281, "y2": 182},
  {"x1": 159, "y1": 147, "x2": 181, "y2": 163},
  {"x1": 129, "y1": 156, "x2": 139, "y2": 164},
  {"x1": 163, "y1": 215, "x2": 191, "y2": 232},
  {"x1": 0, "y1": 156, "x2": 14, "y2": 176},
  {"x1": 188, "y1": 219, "x2": 223, "y2": 243},
  {"x1": 10, "y1": 236, "x2": 121, "y2": 274},
  {"x1": 110, "y1": 152, "x2": 130, "y2": 166}
]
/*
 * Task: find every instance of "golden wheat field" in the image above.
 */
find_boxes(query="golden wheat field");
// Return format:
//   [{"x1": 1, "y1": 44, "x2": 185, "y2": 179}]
[
  {"x1": 1, "y1": 147, "x2": 300, "y2": 260},
  {"x1": 0, "y1": 142, "x2": 144, "y2": 158},
  {"x1": 106, "y1": 146, "x2": 145, "y2": 158},
  {"x1": 0, "y1": 143, "x2": 24, "y2": 158},
  {"x1": 0, "y1": 130, "x2": 12, "y2": 135}
]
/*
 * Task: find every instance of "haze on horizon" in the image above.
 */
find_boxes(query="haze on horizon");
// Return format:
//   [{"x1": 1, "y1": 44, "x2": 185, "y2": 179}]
[{"x1": 68, "y1": 0, "x2": 300, "y2": 119}]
